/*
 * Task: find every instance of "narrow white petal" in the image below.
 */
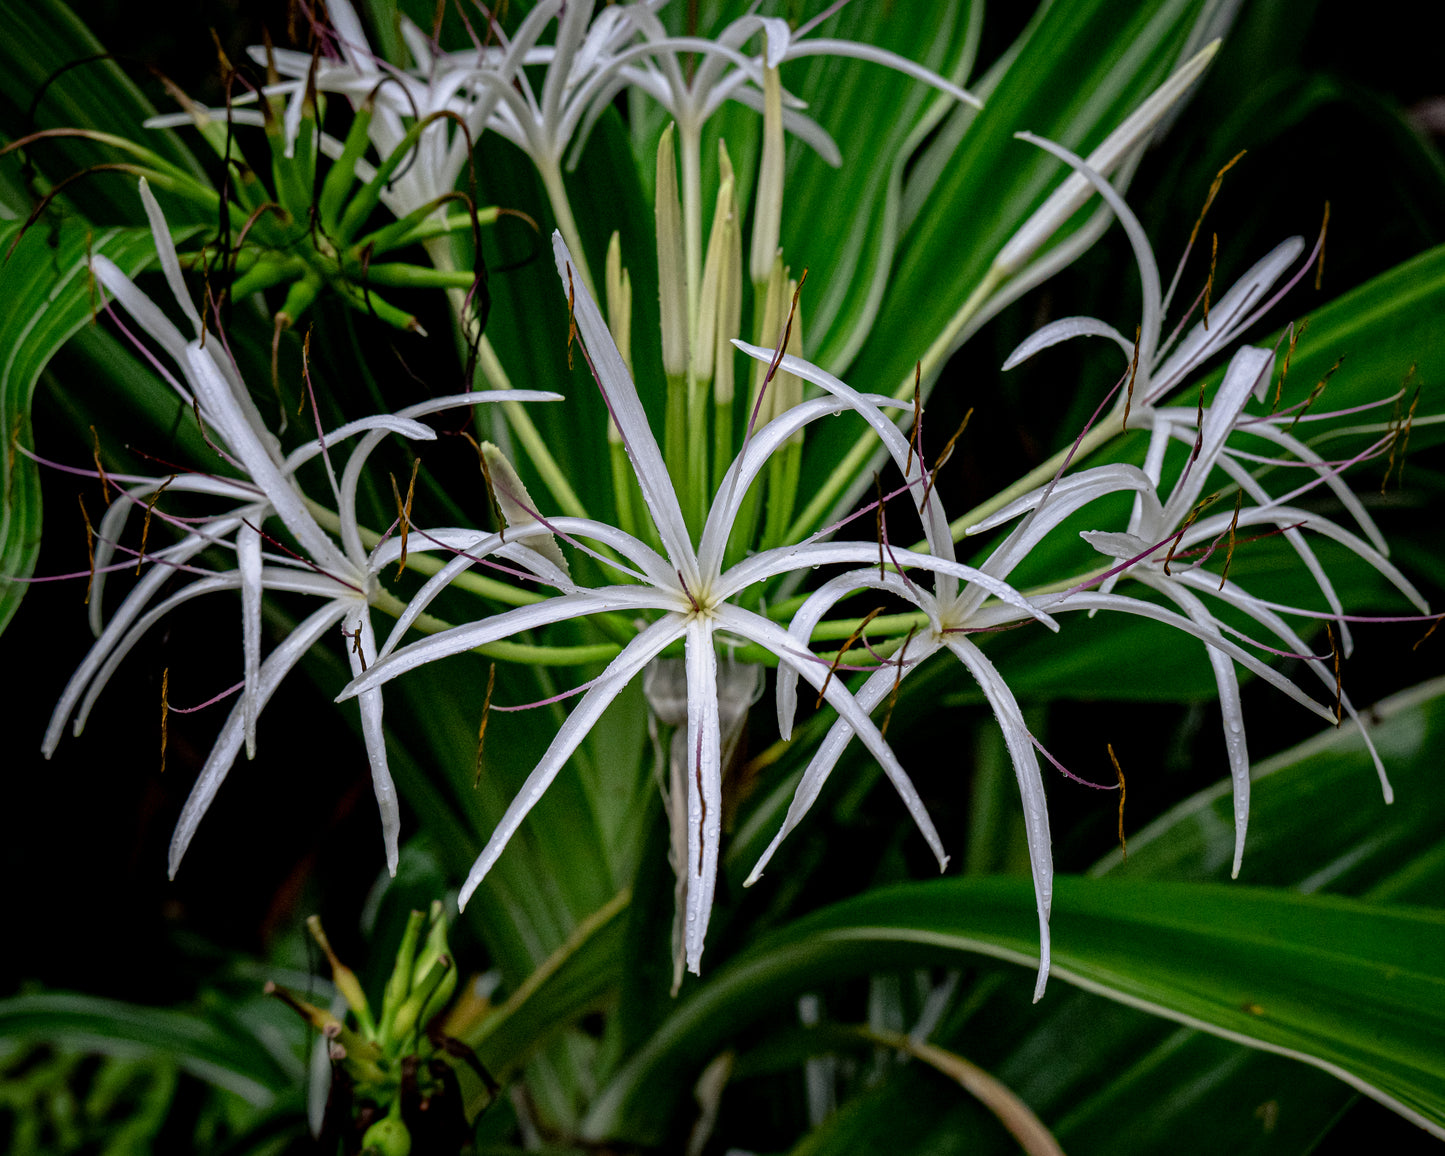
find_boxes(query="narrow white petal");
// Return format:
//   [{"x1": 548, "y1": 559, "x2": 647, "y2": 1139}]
[
  {"x1": 1002, "y1": 315, "x2": 1134, "y2": 370},
  {"x1": 169, "y1": 602, "x2": 348, "y2": 877},
  {"x1": 138, "y1": 178, "x2": 203, "y2": 337},
  {"x1": 1148, "y1": 579, "x2": 1251, "y2": 877},
  {"x1": 750, "y1": 636, "x2": 943, "y2": 886},
  {"x1": 346, "y1": 609, "x2": 400, "y2": 876},
  {"x1": 553, "y1": 232, "x2": 699, "y2": 581},
  {"x1": 683, "y1": 620, "x2": 724, "y2": 972},
  {"x1": 347, "y1": 586, "x2": 676, "y2": 699},
  {"x1": 716, "y1": 604, "x2": 949, "y2": 872},
  {"x1": 458, "y1": 615, "x2": 682, "y2": 909},
  {"x1": 239, "y1": 520, "x2": 263, "y2": 759},
  {"x1": 943, "y1": 636, "x2": 1054, "y2": 1001}
]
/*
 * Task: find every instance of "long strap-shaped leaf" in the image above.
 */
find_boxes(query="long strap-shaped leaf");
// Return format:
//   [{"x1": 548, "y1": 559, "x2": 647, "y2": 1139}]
[
  {"x1": 0, "y1": 218, "x2": 194, "y2": 636},
  {"x1": 581, "y1": 876, "x2": 1445, "y2": 1144}
]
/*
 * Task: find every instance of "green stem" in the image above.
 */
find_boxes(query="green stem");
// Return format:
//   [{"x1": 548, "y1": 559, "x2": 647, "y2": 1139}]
[{"x1": 538, "y1": 154, "x2": 596, "y2": 301}]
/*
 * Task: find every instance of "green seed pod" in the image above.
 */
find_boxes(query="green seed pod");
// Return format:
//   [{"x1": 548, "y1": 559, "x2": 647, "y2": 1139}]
[{"x1": 360, "y1": 1111, "x2": 411, "y2": 1156}]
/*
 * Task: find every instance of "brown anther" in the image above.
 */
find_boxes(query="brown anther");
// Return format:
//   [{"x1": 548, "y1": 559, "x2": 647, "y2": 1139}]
[
  {"x1": 78, "y1": 494, "x2": 96, "y2": 605},
  {"x1": 473, "y1": 662, "x2": 496, "y2": 787},
  {"x1": 209, "y1": 28, "x2": 235, "y2": 77},
  {"x1": 136, "y1": 475, "x2": 175, "y2": 574},
  {"x1": 763, "y1": 269, "x2": 809, "y2": 394},
  {"x1": 1413, "y1": 614, "x2": 1443, "y2": 652},
  {"x1": 1184, "y1": 150, "x2": 1246, "y2": 257},
  {"x1": 90, "y1": 425, "x2": 111, "y2": 505},
  {"x1": 1189, "y1": 377, "x2": 1208, "y2": 465},
  {"x1": 1382, "y1": 373, "x2": 1420, "y2": 493},
  {"x1": 880, "y1": 625, "x2": 917, "y2": 738},
  {"x1": 1325, "y1": 622, "x2": 1342, "y2": 725},
  {"x1": 1163, "y1": 491, "x2": 1218, "y2": 575},
  {"x1": 921, "y1": 409, "x2": 973, "y2": 510},
  {"x1": 1315, "y1": 201, "x2": 1330, "y2": 290},
  {"x1": 1122, "y1": 326, "x2": 1141, "y2": 434},
  {"x1": 390, "y1": 458, "x2": 421, "y2": 579},
  {"x1": 1218, "y1": 490, "x2": 1243, "y2": 591},
  {"x1": 816, "y1": 607, "x2": 885, "y2": 709},
  {"x1": 1202, "y1": 232, "x2": 1218, "y2": 330},
  {"x1": 159, "y1": 667, "x2": 169, "y2": 775},
  {"x1": 1287, "y1": 355, "x2": 1343, "y2": 433},
  {"x1": 328, "y1": 1041, "x2": 347, "y2": 1061},
  {"x1": 1107, "y1": 743, "x2": 1126, "y2": 860},
  {"x1": 1271, "y1": 318, "x2": 1309, "y2": 413}
]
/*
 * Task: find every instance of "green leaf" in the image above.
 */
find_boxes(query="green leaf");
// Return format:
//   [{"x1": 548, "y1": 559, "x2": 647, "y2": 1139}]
[
  {"x1": 0, "y1": 217, "x2": 184, "y2": 636},
  {"x1": 0, "y1": 0, "x2": 207, "y2": 222},
  {"x1": 584, "y1": 876, "x2": 1445, "y2": 1144},
  {"x1": 0, "y1": 992, "x2": 297, "y2": 1107}
]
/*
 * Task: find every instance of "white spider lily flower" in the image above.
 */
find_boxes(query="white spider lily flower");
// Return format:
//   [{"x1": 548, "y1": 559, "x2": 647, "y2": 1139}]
[
  {"x1": 46, "y1": 180, "x2": 559, "y2": 876},
  {"x1": 973, "y1": 345, "x2": 1428, "y2": 879},
  {"x1": 736, "y1": 344, "x2": 1062, "y2": 1001},
  {"x1": 338, "y1": 232, "x2": 1028, "y2": 974}
]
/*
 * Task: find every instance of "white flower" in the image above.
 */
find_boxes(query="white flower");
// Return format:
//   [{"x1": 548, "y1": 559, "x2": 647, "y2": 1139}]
[
  {"x1": 734, "y1": 342, "x2": 1064, "y2": 1001},
  {"x1": 338, "y1": 232, "x2": 1038, "y2": 974},
  {"x1": 993, "y1": 139, "x2": 1430, "y2": 876},
  {"x1": 45, "y1": 180, "x2": 559, "y2": 876}
]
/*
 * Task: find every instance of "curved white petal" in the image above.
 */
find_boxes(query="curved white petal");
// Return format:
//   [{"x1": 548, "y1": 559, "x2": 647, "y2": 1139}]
[
  {"x1": 169, "y1": 602, "x2": 349, "y2": 877},
  {"x1": 458, "y1": 614, "x2": 682, "y2": 909}
]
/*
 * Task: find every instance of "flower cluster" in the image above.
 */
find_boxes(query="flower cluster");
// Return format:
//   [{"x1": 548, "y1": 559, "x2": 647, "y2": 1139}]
[{"x1": 41, "y1": 6, "x2": 1426, "y2": 1011}]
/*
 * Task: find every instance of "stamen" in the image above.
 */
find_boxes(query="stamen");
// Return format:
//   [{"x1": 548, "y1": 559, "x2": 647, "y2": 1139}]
[
  {"x1": 90, "y1": 425, "x2": 111, "y2": 505},
  {"x1": 160, "y1": 667, "x2": 169, "y2": 775},
  {"x1": 1202, "y1": 232, "x2": 1217, "y2": 330},
  {"x1": 1122, "y1": 326, "x2": 1140, "y2": 433},
  {"x1": 390, "y1": 458, "x2": 421, "y2": 579},
  {"x1": 136, "y1": 475, "x2": 175, "y2": 574},
  {"x1": 1271, "y1": 318, "x2": 1309, "y2": 413},
  {"x1": 473, "y1": 662, "x2": 496, "y2": 787},
  {"x1": 1108, "y1": 743, "x2": 1127, "y2": 860},
  {"x1": 1382, "y1": 372, "x2": 1420, "y2": 492},
  {"x1": 1189, "y1": 376, "x2": 1207, "y2": 465},
  {"x1": 920, "y1": 409, "x2": 973, "y2": 511},
  {"x1": 1413, "y1": 614, "x2": 1443, "y2": 652},
  {"x1": 341, "y1": 624, "x2": 368, "y2": 672},
  {"x1": 676, "y1": 569, "x2": 702, "y2": 613},
  {"x1": 880, "y1": 625, "x2": 917, "y2": 738},
  {"x1": 1315, "y1": 201, "x2": 1330, "y2": 290},
  {"x1": 1326, "y1": 622, "x2": 1342, "y2": 725},
  {"x1": 78, "y1": 494, "x2": 96, "y2": 605},
  {"x1": 1183, "y1": 149, "x2": 1246, "y2": 259},
  {"x1": 816, "y1": 606, "x2": 885, "y2": 709},
  {"x1": 1287, "y1": 355, "x2": 1343, "y2": 433},
  {"x1": 1218, "y1": 490, "x2": 1243, "y2": 591},
  {"x1": 1162, "y1": 490, "x2": 1218, "y2": 575}
]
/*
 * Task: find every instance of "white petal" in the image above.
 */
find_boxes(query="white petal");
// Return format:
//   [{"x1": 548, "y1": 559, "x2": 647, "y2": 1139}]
[
  {"x1": 553, "y1": 232, "x2": 698, "y2": 582},
  {"x1": 345, "y1": 608, "x2": 400, "y2": 876},
  {"x1": 169, "y1": 602, "x2": 348, "y2": 876},
  {"x1": 458, "y1": 614, "x2": 682, "y2": 909},
  {"x1": 239, "y1": 520, "x2": 263, "y2": 759},
  {"x1": 683, "y1": 620, "x2": 724, "y2": 972},
  {"x1": 1002, "y1": 315, "x2": 1133, "y2": 371}
]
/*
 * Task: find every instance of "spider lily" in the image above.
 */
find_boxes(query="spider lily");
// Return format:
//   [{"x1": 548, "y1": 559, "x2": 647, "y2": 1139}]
[
  {"x1": 43, "y1": 180, "x2": 559, "y2": 876},
  {"x1": 992, "y1": 142, "x2": 1429, "y2": 874},
  {"x1": 736, "y1": 344, "x2": 1064, "y2": 1000},
  {"x1": 338, "y1": 233, "x2": 1043, "y2": 974}
]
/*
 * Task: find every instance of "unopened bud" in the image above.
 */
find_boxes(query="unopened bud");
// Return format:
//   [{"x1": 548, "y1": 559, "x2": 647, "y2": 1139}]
[
  {"x1": 656, "y1": 124, "x2": 688, "y2": 378},
  {"x1": 605, "y1": 232, "x2": 633, "y2": 376},
  {"x1": 749, "y1": 64, "x2": 784, "y2": 289}
]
